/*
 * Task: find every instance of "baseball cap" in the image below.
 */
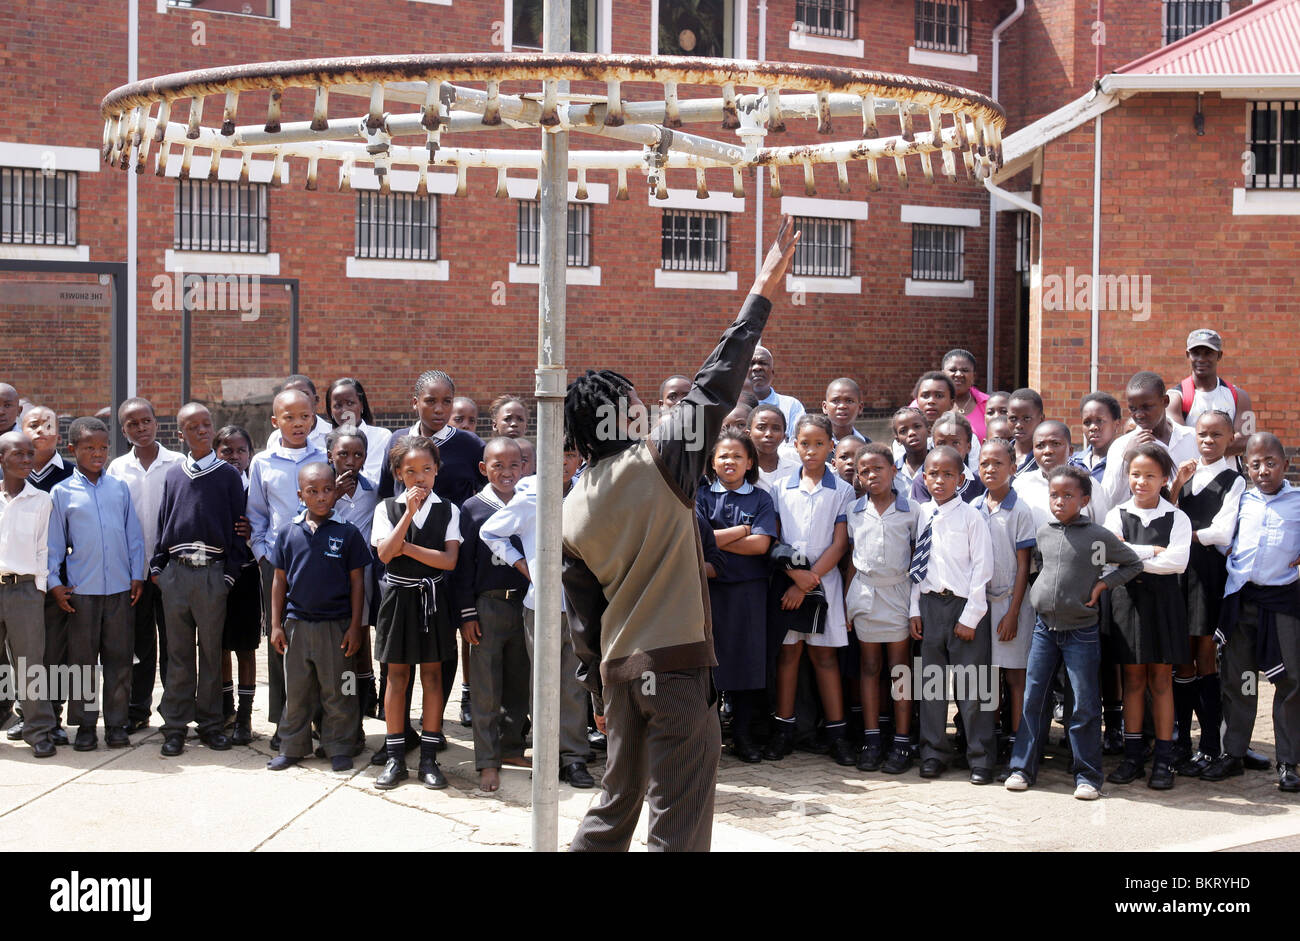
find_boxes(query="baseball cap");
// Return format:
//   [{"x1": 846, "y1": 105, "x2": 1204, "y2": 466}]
[{"x1": 1186, "y1": 328, "x2": 1222, "y2": 353}]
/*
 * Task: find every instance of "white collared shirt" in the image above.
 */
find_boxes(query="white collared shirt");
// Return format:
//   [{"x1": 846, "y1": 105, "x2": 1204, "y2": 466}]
[
  {"x1": 1104, "y1": 497, "x2": 1192, "y2": 575},
  {"x1": 1100, "y1": 423, "x2": 1198, "y2": 515},
  {"x1": 908, "y1": 496, "x2": 994, "y2": 628},
  {"x1": 107, "y1": 443, "x2": 185, "y2": 559},
  {"x1": 0, "y1": 480, "x2": 52, "y2": 591},
  {"x1": 370, "y1": 489, "x2": 461, "y2": 547},
  {"x1": 1185, "y1": 457, "x2": 1246, "y2": 549},
  {"x1": 356, "y1": 421, "x2": 393, "y2": 483},
  {"x1": 333, "y1": 474, "x2": 378, "y2": 544},
  {"x1": 755, "y1": 454, "x2": 801, "y2": 496},
  {"x1": 266, "y1": 415, "x2": 333, "y2": 454},
  {"x1": 710, "y1": 478, "x2": 755, "y2": 495},
  {"x1": 29, "y1": 451, "x2": 65, "y2": 484},
  {"x1": 771, "y1": 465, "x2": 854, "y2": 563}
]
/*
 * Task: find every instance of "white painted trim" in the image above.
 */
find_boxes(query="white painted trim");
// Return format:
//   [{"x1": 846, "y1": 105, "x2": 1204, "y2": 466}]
[
  {"x1": 1101, "y1": 73, "x2": 1300, "y2": 94},
  {"x1": 1221, "y1": 87, "x2": 1300, "y2": 99},
  {"x1": 508, "y1": 263, "x2": 602, "y2": 286},
  {"x1": 506, "y1": 176, "x2": 609, "y2": 203},
  {"x1": 787, "y1": 30, "x2": 863, "y2": 58},
  {"x1": 1232, "y1": 188, "x2": 1300, "y2": 215},
  {"x1": 349, "y1": 167, "x2": 458, "y2": 194},
  {"x1": 786, "y1": 274, "x2": 861, "y2": 294},
  {"x1": 654, "y1": 269, "x2": 738, "y2": 290},
  {"x1": 905, "y1": 278, "x2": 974, "y2": 298},
  {"x1": 165, "y1": 250, "x2": 280, "y2": 275},
  {"x1": 164, "y1": 152, "x2": 290, "y2": 184},
  {"x1": 652, "y1": 0, "x2": 746, "y2": 56},
  {"x1": 0, "y1": 244, "x2": 90, "y2": 262},
  {"x1": 346, "y1": 257, "x2": 449, "y2": 280},
  {"x1": 157, "y1": 0, "x2": 292, "y2": 28},
  {"x1": 502, "y1": 0, "x2": 611, "y2": 52},
  {"x1": 901, "y1": 204, "x2": 980, "y2": 227},
  {"x1": 991, "y1": 190, "x2": 1033, "y2": 212},
  {"x1": 780, "y1": 196, "x2": 868, "y2": 221},
  {"x1": 908, "y1": 46, "x2": 978, "y2": 73},
  {"x1": 407, "y1": 0, "x2": 453, "y2": 5},
  {"x1": 0, "y1": 141, "x2": 101, "y2": 173},
  {"x1": 649, "y1": 188, "x2": 744, "y2": 212}
]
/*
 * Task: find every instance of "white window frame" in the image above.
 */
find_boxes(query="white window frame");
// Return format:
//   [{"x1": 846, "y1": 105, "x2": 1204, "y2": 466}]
[
  {"x1": 657, "y1": 207, "x2": 734, "y2": 290},
  {"x1": 652, "y1": 0, "x2": 747, "y2": 58},
  {"x1": 781, "y1": 199, "x2": 866, "y2": 292},
  {"x1": 0, "y1": 142, "x2": 97, "y2": 261},
  {"x1": 158, "y1": 0, "x2": 291, "y2": 28},
  {"x1": 503, "y1": 0, "x2": 611, "y2": 52}
]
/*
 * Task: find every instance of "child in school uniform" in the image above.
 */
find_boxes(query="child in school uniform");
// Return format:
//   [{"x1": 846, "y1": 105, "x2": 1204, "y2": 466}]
[
  {"x1": 1202, "y1": 433, "x2": 1300, "y2": 793},
  {"x1": 911, "y1": 411, "x2": 986, "y2": 505},
  {"x1": 378, "y1": 370, "x2": 485, "y2": 505},
  {"x1": 984, "y1": 392, "x2": 1010, "y2": 426},
  {"x1": 909, "y1": 446, "x2": 996, "y2": 783},
  {"x1": 371, "y1": 435, "x2": 461, "y2": 790},
  {"x1": 326, "y1": 426, "x2": 379, "y2": 735},
  {"x1": 891, "y1": 407, "x2": 929, "y2": 497},
  {"x1": 1102, "y1": 443, "x2": 1191, "y2": 790},
  {"x1": 23, "y1": 407, "x2": 72, "y2": 493},
  {"x1": 985, "y1": 414, "x2": 1013, "y2": 446},
  {"x1": 107, "y1": 397, "x2": 184, "y2": 733},
  {"x1": 214, "y1": 425, "x2": 261, "y2": 745},
  {"x1": 1012, "y1": 421, "x2": 1076, "y2": 531},
  {"x1": 1099, "y1": 371, "x2": 1199, "y2": 516},
  {"x1": 1004, "y1": 466, "x2": 1142, "y2": 799},
  {"x1": 833, "y1": 436, "x2": 865, "y2": 490},
  {"x1": 453, "y1": 437, "x2": 531, "y2": 792},
  {"x1": 766, "y1": 414, "x2": 856, "y2": 766},
  {"x1": 488, "y1": 395, "x2": 529, "y2": 439},
  {"x1": 1071, "y1": 392, "x2": 1122, "y2": 484},
  {"x1": 326, "y1": 377, "x2": 392, "y2": 485},
  {"x1": 151, "y1": 404, "x2": 248, "y2": 757},
  {"x1": 47, "y1": 418, "x2": 146, "y2": 751},
  {"x1": 1167, "y1": 410, "x2": 1244, "y2": 776},
  {"x1": 266, "y1": 463, "x2": 370, "y2": 772},
  {"x1": 1008, "y1": 388, "x2": 1045, "y2": 478},
  {"x1": 248, "y1": 389, "x2": 328, "y2": 747},
  {"x1": 748, "y1": 404, "x2": 799, "y2": 495},
  {"x1": 846, "y1": 443, "x2": 917, "y2": 773},
  {"x1": 266, "y1": 375, "x2": 333, "y2": 453},
  {"x1": 975, "y1": 437, "x2": 1036, "y2": 764},
  {"x1": 697, "y1": 430, "x2": 777, "y2": 764},
  {"x1": 823, "y1": 378, "x2": 867, "y2": 445},
  {"x1": 0, "y1": 430, "x2": 58, "y2": 757},
  {"x1": 449, "y1": 397, "x2": 479, "y2": 433}
]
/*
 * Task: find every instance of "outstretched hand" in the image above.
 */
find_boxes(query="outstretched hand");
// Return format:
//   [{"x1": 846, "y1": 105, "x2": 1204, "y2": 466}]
[{"x1": 753, "y1": 215, "x2": 801, "y2": 301}]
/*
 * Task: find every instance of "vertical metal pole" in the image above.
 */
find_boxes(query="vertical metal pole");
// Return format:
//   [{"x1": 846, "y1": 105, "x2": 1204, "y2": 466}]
[{"x1": 532, "y1": 0, "x2": 569, "y2": 853}]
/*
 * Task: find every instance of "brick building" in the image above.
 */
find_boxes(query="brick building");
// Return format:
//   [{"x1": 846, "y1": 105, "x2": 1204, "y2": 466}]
[{"x1": 1, "y1": 0, "x2": 1292, "y2": 456}]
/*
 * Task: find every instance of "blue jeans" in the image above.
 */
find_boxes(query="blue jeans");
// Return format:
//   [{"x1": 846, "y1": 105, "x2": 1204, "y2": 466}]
[{"x1": 1009, "y1": 619, "x2": 1103, "y2": 789}]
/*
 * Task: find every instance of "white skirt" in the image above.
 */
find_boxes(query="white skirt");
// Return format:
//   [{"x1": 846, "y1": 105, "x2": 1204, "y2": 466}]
[
  {"x1": 989, "y1": 593, "x2": 1035, "y2": 669},
  {"x1": 846, "y1": 572, "x2": 911, "y2": 643},
  {"x1": 783, "y1": 567, "x2": 847, "y2": 647}
]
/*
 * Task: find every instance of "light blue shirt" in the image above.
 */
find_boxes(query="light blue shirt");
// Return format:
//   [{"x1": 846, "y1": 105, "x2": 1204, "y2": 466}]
[
  {"x1": 47, "y1": 468, "x2": 146, "y2": 594},
  {"x1": 247, "y1": 442, "x2": 327, "y2": 561},
  {"x1": 480, "y1": 476, "x2": 565, "y2": 614},
  {"x1": 1224, "y1": 481, "x2": 1300, "y2": 597}
]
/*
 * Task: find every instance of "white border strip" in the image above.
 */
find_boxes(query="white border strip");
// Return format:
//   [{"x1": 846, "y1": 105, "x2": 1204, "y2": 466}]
[
  {"x1": 654, "y1": 269, "x2": 738, "y2": 290},
  {"x1": 157, "y1": 0, "x2": 292, "y2": 28},
  {"x1": 1232, "y1": 188, "x2": 1300, "y2": 216},
  {"x1": 901, "y1": 204, "x2": 981, "y2": 227},
  {"x1": 0, "y1": 245, "x2": 90, "y2": 262},
  {"x1": 908, "y1": 46, "x2": 978, "y2": 73},
  {"x1": 165, "y1": 249, "x2": 281, "y2": 275},
  {"x1": 649, "y1": 188, "x2": 745, "y2": 212},
  {"x1": 788, "y1": 31, "x2": 863, "y2": 58},
  {"x1": 346, "y1": 258, "x2": 449, "y2": 280},
  {"x1": 0, "y1": 141, "x2": 101, "y2": 173},
  {"x1": 780, "y1": 196, "x2": 869, "y2": 221},
  {"x1": 905, "y1": 278, "x2": 974, "y2": 298},
  {"x1": 786, "y1": 274, "x2": 861, "y2": 294},
  {"x1": 508, "y1": 262, "x2": 602, "y2": 286}
]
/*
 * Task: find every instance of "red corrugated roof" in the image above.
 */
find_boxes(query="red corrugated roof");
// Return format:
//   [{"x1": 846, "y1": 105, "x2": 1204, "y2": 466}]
[{"x1": 1117, "y1": 0, "x2": 1300, "y2": 75}]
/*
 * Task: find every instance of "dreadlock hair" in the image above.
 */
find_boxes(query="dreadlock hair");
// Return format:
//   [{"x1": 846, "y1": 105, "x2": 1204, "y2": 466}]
[
  {"x1": 414, "y1": 370, "x2": 455, "y2": 397},
  {"x1": 565, "y1": 369, "x2": 636, "y2": 465}
]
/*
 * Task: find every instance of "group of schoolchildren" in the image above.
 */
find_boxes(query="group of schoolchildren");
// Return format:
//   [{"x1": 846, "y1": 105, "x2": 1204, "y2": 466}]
[
  {"x1": 697, "y1": 328, "x2": 1298, "y2": 801},
  {"x1": 0, "y1": 374, "x2": 594, "y2": 796},
  {"x1": 0, "y1": 321, "x2": 1296, "y2": 805}
]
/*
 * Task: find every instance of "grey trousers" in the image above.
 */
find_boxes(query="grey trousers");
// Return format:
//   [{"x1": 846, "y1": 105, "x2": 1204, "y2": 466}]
[
  {"x1": 158, "y1": 564, "x2": 229, "y2": 736},
  {"x1": 523, "y1": 608, "x2": 590, "y2": 766},
  {"x1": 919, "y1": 592, "x2": 998, "y2": 771},
  {"x1": 66, "y1": 591, "x2": 133, "y2": 730},
  {"x1": 279, "y1": 617, "x2": 358, "y2": 758},
  {"x1": 260, "y1": 558, "x2": 286, "y2": 727},
  {"x1": 469, "y1": 591, "x2": 530, "y2": 770},
  {"x1": 0, "y1": 580, "x2": 55, "y2": 742},
  {"x1": 571, "y1": 666, "x2": 720, "y2": 852},
  {"x1": 44, "y1": 592, "x2": 68, "y2": 724},
  {"x1": 1222, "y1": 600, "x2": 1300, "y2": 764}
]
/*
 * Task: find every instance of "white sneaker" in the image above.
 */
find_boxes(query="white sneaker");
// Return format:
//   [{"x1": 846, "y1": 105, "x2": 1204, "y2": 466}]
[
  {"x1": 1004, "y1": 771, "x2": 1030, "y2": 791},
  {"x1": 1074, "y1": 781, "x2": 1101, "y2": 801}
]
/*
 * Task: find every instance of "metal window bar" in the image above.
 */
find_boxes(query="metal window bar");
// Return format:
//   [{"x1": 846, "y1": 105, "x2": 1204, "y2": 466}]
[
  {"x1": 911, "y1": 224, "x2": 964, "y2": 282},
  {"x1": 517, "y1": 201, "x2": 591, "y2": 266},
  {"x1": 1, "y1": 168, "x2": 76, "y2": 246},
  {"x1": 1247, "y1": 101, "x2": 1300, "y2": 190},
  {"x1": 661, "y1": 209, "x2": 727, "y2": 272},
  {"x1": 1014, "y1": 211, "x2": 1031, "y2": 286},
  {"x1": 795, "y1": 0, "x2": 856, "y2": 39},
  {"x1": 174, "y1": 180, "x2": 268, "y2": 253},
  {"x1": 1162, "y1": 0, "x2": 1228, "y2": 45},
  {"x1": 791, "y1": 216, "x2": 852, "y2": 277},
  {"x1": 355, "y1": 192, "x2": 438, "y2": 260},
  {"x1": 914, "y1": 0, "x2": 967, "y2": 54}
]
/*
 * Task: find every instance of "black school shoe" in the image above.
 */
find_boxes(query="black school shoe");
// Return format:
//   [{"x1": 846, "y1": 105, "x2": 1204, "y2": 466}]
[
  {"x1": 1279, "y1": 764, "x2": 1300, "y2": 793},
  {"x1": 762, "y1": 724, "x2": 795, "y2": 761},
  {"x1": 51, "y1": 726, "x2": 69, "y2": 746},
  {"x1": 856, "y1": 743, "x2": 884, "y2": 772},
  {"x1": 731, "y1": 737, "x2": 763, "y2": 764},
  {"x1": 459, "y1": 687, "x2": 472, "y2": 728},
  {"x1": 919, "y1": 758, "x2": 945, "y2": 779},
  {"x1": 1173, "y1": 751, "x2": 1212, "y2": 777},
  {"x1": 829, "y1": 737, "x2": 857, "y2": 767},
  {"x1": 587, "y1": 728, "x2": 607, "y2": 752},
  {"x1": 881, "y1": 745, "x2": 913, "y2": 775},
  {"x1": 1201, "y1": 755, "x2": 1244, "y2": 782},
  {"x1": 376, "y1": 757, "x2": 409, "y2": 789},
  {"x1": 1106, "y1": 758, "x2": 1144, "y2": 784},
  {"x1": 1102, "y1": 727, "x2": 1124, "y2": 756},
  {"x1": 970, "y1": 767, "x2": 995, "y2": 786},
  {"x1": 1244, "y1": 749, "x2": 1272, "y2": 771},
  {"x1": 32, "y1": 738, "x2": 56, "y2": 759},
  {"x1": 160, "y1": 733, "x2": 185, "y2": 757},
  {"x1": 105, "y1": 727, "x2": 130, "y2": 749},
  {"x1": 1147, "y1": 758, "x2": 1175, "y2": 790},
  {"x1": 200, "y1": 731, "x2": 232, "y2": 750},
  {"x1": 418, "y1": 757, "x2": 448, "y2": 789},
  {"x1": 5, "y1": 720, "x2": 23, "y2": 741},
  {"x1": 560, "y1": 761, "x2": 595, "y2": 788},
  {"x1": 73, "y1": 727, "x2": 98, "y2": 752}
]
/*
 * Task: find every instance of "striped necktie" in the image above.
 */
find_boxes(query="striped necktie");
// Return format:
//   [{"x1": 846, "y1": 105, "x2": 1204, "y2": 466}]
[{"x1": 909, "y1": 516, "x2": 933, "y2": 585}]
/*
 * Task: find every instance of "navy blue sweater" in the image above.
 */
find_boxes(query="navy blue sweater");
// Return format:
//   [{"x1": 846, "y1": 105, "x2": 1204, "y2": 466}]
[
  {"x1": 452, "y1": 490, "x2": 530, "y2": 626},
  {"x1": 378, "y1": 427, "x2": 486, "y2": 506},
  {"x1": 150, "y1": 457, "x2": 250, "y2": 585}
]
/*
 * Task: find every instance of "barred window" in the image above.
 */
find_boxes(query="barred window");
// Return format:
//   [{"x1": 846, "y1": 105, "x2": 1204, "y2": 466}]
[
  {"x1": 661, "y1": 210, "x2": 728, "y2": 272},
  {"x1": 914, "y1": 0, "x2": 967, "y2": 54},
  {"x1": 1, "y1": 168, "x2": 77, "y2": 246},
  {"x1": 167, "y1": 0, "x2": 278, "y2": 17},
  {"x1": 795, "y1": 0, "x2": 856, "y2": 39},
  {"x1": 1162, "y1": 1, "x2": 1228, "y2": 45},
  {"x1": 513, "y1": 0, "x2": 598, "y2": 52},
  {"x1": 1246, "y1": 101, "x2": 1300, "y2": 190},
  {"x1": 355, "y1": 191, "x2": 438, "y2": 260},
  {"x1": 791, "y1": 217, "x2": 852, "y2": 277},
  {"x1": 911, "y1": 224, "x2": 964, "y2": 282},
  {"x1": 1014, "y1": 211, "x2": 1032, "y2": 286},
  {"x1": 516, "y1": 201, "x2": 592, "y2": 267},
  {"x1": 174, "y1": 180, "x2": 268, "y2": 254}
]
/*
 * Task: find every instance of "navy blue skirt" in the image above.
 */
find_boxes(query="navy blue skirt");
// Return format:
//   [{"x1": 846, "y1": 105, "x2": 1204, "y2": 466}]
[{"x1": 709, "y1": 579, "x2": 767, "y2": 691}]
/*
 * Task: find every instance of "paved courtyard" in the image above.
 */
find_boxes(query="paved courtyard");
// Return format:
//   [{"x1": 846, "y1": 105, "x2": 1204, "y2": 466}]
[{"x1": 2, "y1": 652, "x2": 1297, "y2": 853}]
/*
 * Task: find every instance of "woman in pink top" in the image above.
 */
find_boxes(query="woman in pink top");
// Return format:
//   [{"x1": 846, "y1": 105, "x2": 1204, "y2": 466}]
[{"x1": 910, "y1": 349, "x2": 990, "y2": 442}]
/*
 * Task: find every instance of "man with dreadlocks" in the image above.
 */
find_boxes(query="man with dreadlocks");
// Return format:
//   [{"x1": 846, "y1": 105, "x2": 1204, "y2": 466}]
[{"x1": 562, "y1": 217, "x2": 800, "y2": 852}]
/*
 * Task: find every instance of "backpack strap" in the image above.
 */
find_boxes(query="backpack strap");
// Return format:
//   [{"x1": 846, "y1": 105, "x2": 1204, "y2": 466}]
[{"x1": 1178, "y1": 375, "x2": 1196, "y2": 418}]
